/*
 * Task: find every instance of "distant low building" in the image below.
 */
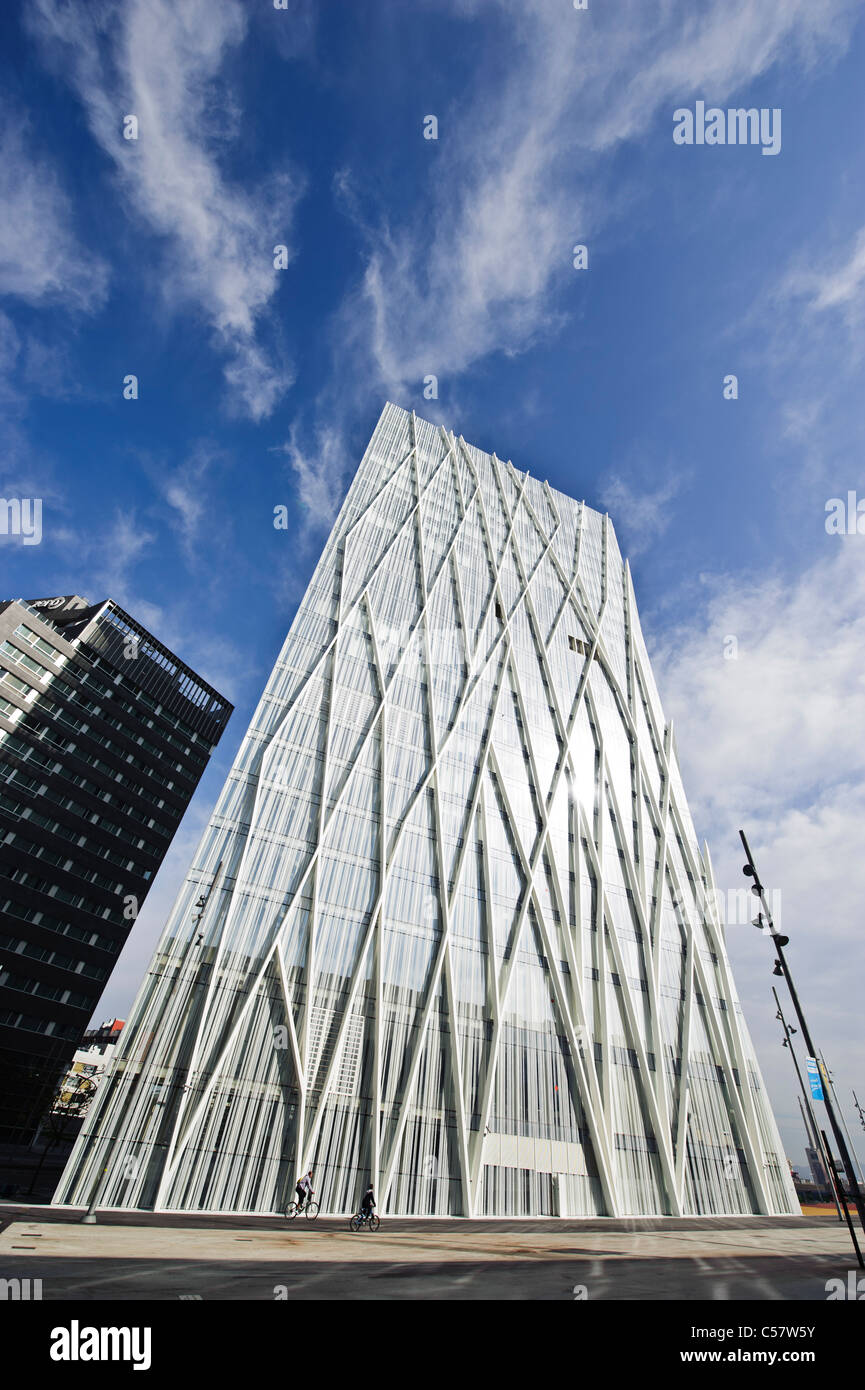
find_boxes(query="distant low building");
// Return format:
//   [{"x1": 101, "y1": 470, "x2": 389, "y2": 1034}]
[
  {"x1": 55, "y1": 1017, "x2": 125, "y2": 1117},
  {"x1": 805, "y1": 1144, "x2": 829, "y2": 1192}
]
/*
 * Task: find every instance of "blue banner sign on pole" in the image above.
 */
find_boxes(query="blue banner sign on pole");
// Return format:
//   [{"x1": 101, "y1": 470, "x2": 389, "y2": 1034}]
[{"x1": 805, "y1": 1057, "x2": 824, "y2": 1101}]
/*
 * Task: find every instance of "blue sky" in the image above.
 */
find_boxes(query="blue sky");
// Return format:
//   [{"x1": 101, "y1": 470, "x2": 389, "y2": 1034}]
[{"x1": 2, "y1": 0, "x2": 864, "y2": 1177}]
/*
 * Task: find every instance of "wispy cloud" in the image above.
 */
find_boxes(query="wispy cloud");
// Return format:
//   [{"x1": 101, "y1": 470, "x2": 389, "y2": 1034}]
[
  {"x1": 738, "y1": 220, "x2": 865, "y2": 487},
  {"x1": 142, "y1": 439, "x2": 231, "y2": 566},
  {"x1": 0, "y1": 310, "x2": 22, "y2": 411},
  {"x1": 89, "y1": 510, "x2": 158, "y2": 609},
  {"x1": 334, "y1": 0, "x2": 858, "y2": 399},
  {"x1": 271, "y1": 420, "x2": 349, "y2": 532},
  {"x1": 0, "y1": 105, "x2": 107, "y2": 479},
  {"x1": 780, "y1": 224, "x2": 865, "y2": 329},
  {"x1": 599, "y1": 470, "x2": 686, "y2": 559},
  {"x1": 28, "y1": 0, "x2": 303, "y2": 419},
  {"x1": 0, "y1": 105, "x2": 109, "y2": 311},
  {"x1": 282, "y1": 0, "x2": 861, "y2": 550},
  {"x1": 264, "y1": 0, "x2": 318, "y2": 64}
]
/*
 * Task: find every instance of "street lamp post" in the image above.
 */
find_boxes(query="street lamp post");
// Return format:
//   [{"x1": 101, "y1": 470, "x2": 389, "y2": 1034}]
[
  {"x1": 740, "y1": 829, "x2": 865, "y2": 1245},
  {"x1": 818, "y1": 1049, "x2": 865, "y2": 1186},
  {"x1": 773, "y1": 987, "x2": 843, "y2": 1222}
]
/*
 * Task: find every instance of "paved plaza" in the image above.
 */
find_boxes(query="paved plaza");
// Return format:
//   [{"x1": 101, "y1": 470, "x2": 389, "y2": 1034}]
[{"x1": 0, "y1": 1206, "x2": 856, "y2": 1300}]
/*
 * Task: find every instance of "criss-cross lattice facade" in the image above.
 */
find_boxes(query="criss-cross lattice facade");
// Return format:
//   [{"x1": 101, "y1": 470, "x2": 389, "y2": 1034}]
[{"x1": 56, "y1": 404, "x2": 797, "y2": 1217}]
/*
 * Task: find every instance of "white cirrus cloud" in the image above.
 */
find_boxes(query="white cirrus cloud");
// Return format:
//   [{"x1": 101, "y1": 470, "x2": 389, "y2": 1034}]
[
  {"x1": 779, "y1": 224, "x2": 865, "y2": 332},
  {"x1": 28, "y1": 0, "x2": 303, "y2": 419},
  {"x1": 0, "y1": 107, "x2": 109, "y2": 311},
  {"x1": 336, "y1": 0, "x2": 859, "y2": 398},
  {"x1": 599, "y1": 470, "x2": 686, "y2": 559},
  {"x1": 735, "y1": 220, "x2": 865, "y2": 489},
  {"x1": 272, "y1": 420, "x2": 349, "y2": 532}
]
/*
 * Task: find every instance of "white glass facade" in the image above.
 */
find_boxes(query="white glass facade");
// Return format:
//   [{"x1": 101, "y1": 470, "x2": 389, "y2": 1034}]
[{"x1": 55, "y1": 404, "x2": 798, "y2": 1217}]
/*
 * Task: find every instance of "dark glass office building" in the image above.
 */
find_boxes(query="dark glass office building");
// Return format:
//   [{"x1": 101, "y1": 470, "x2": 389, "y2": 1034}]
[{"x1": 0, "y1": 595, "x2": 232, "y2": 1143}]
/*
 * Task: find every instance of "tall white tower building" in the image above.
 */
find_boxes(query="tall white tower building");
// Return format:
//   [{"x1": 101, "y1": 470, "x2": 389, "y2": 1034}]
[{"x1": 56, "y1": 405, "x2": 797, "y2": 1218}]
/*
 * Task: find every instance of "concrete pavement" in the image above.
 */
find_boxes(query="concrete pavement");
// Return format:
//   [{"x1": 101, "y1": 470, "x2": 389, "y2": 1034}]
[{"x1": 0, "y1": 1206, "x2": 856, "y2": 1300}]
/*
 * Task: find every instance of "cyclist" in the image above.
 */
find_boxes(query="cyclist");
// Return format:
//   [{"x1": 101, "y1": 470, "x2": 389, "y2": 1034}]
[
  {"x1": 295, "y1": 1170, "x2": 314, "y2": 1212},
  {"x1": 360, "y1": 1182, "x2": 375, "y2": 1221}
]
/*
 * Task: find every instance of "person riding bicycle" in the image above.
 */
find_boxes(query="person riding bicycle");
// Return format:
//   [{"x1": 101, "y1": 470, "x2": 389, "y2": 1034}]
[
  {"x1": 295, "y1": 1171, "x2": 314, "y2": 1211},
  {"x1": 360, "y1": 1183, "x2": 375, "y2": 1219}
]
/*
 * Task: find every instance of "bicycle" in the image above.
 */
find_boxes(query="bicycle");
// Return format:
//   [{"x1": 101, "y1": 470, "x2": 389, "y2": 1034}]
[
  {"x1": 349, "y1": 1209, "x2": 380, "y2": 1232},
  {"x1": 285, "y1": 1197, "x2": 320, "y2": 1220}
]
